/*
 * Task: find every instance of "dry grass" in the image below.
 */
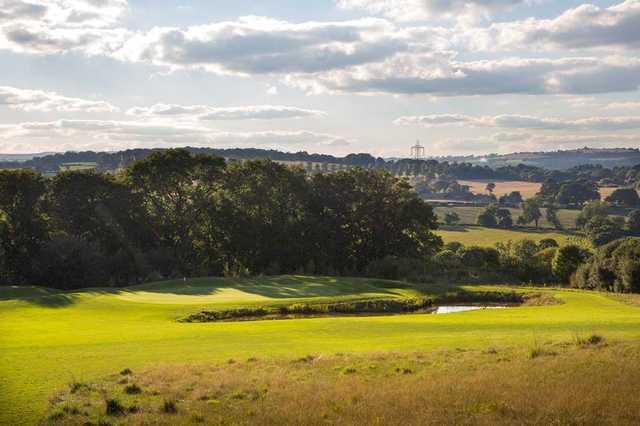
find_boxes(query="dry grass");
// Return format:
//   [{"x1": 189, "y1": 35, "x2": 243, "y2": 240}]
[{"x1": 44, "y1": 340, "x2": 640, "y2": 425}]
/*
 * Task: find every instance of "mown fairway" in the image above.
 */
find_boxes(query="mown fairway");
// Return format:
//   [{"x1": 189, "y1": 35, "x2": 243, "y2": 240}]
[
  {"x1": 436, "y1": 226, "x2": 576, "y2": 247},
  {"x1": 2, "y1": 276, "x2": 640, "y2": 424}
]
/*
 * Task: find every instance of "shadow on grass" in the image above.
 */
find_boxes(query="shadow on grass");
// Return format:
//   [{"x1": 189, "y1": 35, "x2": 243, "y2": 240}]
[
  {"x1": 0, "y1": 286, "x2": 80, "y2": 308},
  {"x1": 128, "y1": 275, "x2": 406, "y2": 299},
  {"x1": 0, "y1": 276, "x2": 410, "y2": 308}
]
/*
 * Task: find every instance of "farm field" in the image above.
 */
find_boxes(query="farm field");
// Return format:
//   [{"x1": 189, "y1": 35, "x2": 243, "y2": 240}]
[
  {"x1": 458, "y1": 180, "x2": 542, "y2": 199},
  {"x1": 436, "y1": 226, "x2": 577, "y2": 247},
  {"x1": 435, "y1": 206, "x2": 584, "y2": 230},
  {"x1": 3, "y1": 276, "x2": 640, "y2": 424},
  {"x1": 459, "y1": 180, "x2": 625, "y2": 202}
]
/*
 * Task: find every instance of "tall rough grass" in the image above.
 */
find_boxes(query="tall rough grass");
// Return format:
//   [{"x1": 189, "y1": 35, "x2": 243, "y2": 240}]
[{"x1": 43, "y1": 340, "x2": 640, "y2": 425}]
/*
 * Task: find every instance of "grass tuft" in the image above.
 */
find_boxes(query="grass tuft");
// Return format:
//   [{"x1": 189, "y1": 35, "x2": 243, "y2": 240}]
[
  {"x1": 124, "y1": 384, "x2": 142, "y2": 395},
  {"x1": 575, "y1": 334, "x2": 605, "y2": 347},
  {"x1": 341, "y1": 367, "x2": 357, "y2": 375},
  {"x1": 162, "y1": 400, "x2": 178, "y2": 414},
  {"x1": 68, "y1": 381, "x2": 90, "y2": 394},
  {"x1": 119, "y1": 368, "x2": 133, "y2": 376},
  {"x1": 105, "y1": 398, "x2": 125, "y2": 416}
]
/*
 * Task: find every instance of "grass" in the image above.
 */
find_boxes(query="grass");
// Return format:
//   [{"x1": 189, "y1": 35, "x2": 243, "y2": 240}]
[
  {"x1": 3, "y1": 276, "x2": 640, "y2": 424},
  {"x1": 44, "y1": 341, "x2": 640, "y2": 425},
  {"x1": 435, "y1": 206, "x2": 583, "y2": 230},
  {"x1": 436, "y1": 225, "x2": 577, "y2": 247}
]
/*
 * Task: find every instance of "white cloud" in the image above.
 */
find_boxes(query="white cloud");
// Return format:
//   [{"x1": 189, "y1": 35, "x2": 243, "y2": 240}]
[
  {"x1": 395, "y1": 113, "x2": 640, "y2": 130},
  {"x1": 0, "y1": 0, "x2": 128, "y2": 27},
  {"x1": 112, "y1": 16, "x2": 427, "y2": 75},
  {"x1": 0, "y1": 0, "x2": 129, "y2": 54},
  {"x1": 336, "y1": 0, "x2": 529, "y2": 23},
  {"x1": 0, "y1": 86, "x2": 118, "y2": 112},
  {"x1": 126, "y1": 104, "x2": 326, "y2": 120},
  {"x1": 288, "y1": 55, "x2": 640, "y2": 96},
  {"x1": 0, "y1": 119, "x2": 352, "y2": 153},
  {"x1": 478, "y1": 0, "x2": 640, "y2": 51},
  {"x1": 604, "y1": 101, "x2": 640, "y2": 111}
]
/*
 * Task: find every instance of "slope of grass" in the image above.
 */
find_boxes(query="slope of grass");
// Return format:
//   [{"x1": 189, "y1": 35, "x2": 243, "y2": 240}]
[
  {"x1": 2, "y1": 276, "x2": 640, "y2": 424},
  {"x1": 436, "y1": 226, "x2": 576, "y2": 247}
]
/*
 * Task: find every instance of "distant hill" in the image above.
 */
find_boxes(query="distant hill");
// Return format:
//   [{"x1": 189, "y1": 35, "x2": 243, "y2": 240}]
[
  {"x1": 1, "y1": 147, "x2": 639, "y2": 187},
  {"x1": 435, "y1": 148, "x2": 640, "y2": 170},
  {"x1": 0, "y1": 152, "x2": 55, "y2": 162}
]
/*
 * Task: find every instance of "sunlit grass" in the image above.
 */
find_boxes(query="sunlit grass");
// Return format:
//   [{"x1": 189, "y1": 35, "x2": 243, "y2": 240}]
[{"x1": 2, "y1": 276, "x2": 640, "y2": 424}]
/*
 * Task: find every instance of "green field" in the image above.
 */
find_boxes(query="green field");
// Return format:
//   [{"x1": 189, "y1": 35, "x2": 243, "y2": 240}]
[
  {"x1": 435, "y1": 206, "x2": 583, "y2": 230},
  {"x1": 436, "y1": 225, "x2": 577, "y2": 247},
  {"x1": 3, "y1": 276, "x2": 640, "y2": 424}
]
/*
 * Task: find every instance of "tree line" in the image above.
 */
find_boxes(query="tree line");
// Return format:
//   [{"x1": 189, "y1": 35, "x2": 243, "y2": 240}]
[
  {"x1": 0, "y1": 149, "x2": 441, "y2": 289},
  {"x1": 6, "y1": 147, "x2": 640, "y2": 189}
]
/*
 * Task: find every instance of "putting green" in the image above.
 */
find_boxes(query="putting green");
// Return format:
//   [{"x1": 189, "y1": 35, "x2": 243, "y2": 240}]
[{"x1": 1, "y1": 276, "x2": 640, "y2": 425}]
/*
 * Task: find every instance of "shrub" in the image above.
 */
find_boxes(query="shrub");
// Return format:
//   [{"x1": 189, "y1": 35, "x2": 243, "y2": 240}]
[
  {"x1": 443, "y1": 211, "x2": 461, "y2": 226},
  {"x1": 628, "y1": 210, "x2": 640, "y2": 235},
  {"x1": 584, "y1": 216, "x2": 624, "y2": 246},
  {"x1": 570, "y1": 238, "x2": 640, "y2": 293},
  {"x1": 574, "y1": 334, "x2": 605, "y2": 346},
  {"x1": 538, "y1": 239, "x2": 559, "y2": 250},
  {"x1": 162, "y1": 400, "x2": 178, "y2": 414},
  {"x1": 124, "y1": 384, "x2": 142, "y2": 395},
  {"x1": 552, "y1": 245, "x2": 591, "y2": 283},
  {"x1": 433, "y1": 250, "x2": 462, "y2": 270},
  {"x1": 444, "y1": 241, "x2": 464, "y2": 253},
  {"x1": 105, "y1": 399, "x2": 125, "y2": 416}
]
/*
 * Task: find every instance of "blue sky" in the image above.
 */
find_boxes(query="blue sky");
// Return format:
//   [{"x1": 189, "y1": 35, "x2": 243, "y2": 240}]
[{"x1": 0, "y1": 0, "x2": 639, "y2": 156}]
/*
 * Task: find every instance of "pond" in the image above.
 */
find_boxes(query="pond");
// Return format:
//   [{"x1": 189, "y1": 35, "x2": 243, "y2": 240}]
[{"x1": 435, "y1": 305, "x2": 508, "y2": 314}]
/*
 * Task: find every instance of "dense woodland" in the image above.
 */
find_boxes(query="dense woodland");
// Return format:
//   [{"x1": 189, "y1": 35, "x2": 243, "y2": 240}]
[
  {"x1": 0, "y1": 149, "x2": 441, "y2": 289},
  {"x1": 1, "y1": 148, "x2": 640, "y2": 292}
]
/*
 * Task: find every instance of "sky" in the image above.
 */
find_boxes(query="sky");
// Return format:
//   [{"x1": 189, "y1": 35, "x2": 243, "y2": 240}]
[{"x1": 0, "y1": 0, "x2": 639, "y2": 157}]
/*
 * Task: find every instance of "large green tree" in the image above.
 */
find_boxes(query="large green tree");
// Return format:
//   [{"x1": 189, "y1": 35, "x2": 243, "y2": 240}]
[
  {"x1": 0, "y1": 170, "x2": 48, "y2": 283},
  {"x1": 310, "y1": 169, "x2": 441, "y2": 273},
  {"x1": 606, "y1": 188, "x2": 640, "y2": 208},
  {"x1": 518, "y1": 199, "x2": 542, "y2": 228},
  {"x1": 556, "y1": 181, "x2": 600, "y2": 207},
  {"x1": 125, "y1": 149, "x2": 226, "y2": 275},
  {"x1": 217, "y1": 159, "x2": 310, "y2": 274}
]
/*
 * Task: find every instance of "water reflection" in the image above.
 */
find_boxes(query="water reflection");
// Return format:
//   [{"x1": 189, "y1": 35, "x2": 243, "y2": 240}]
[{"x1": 435, "y1": 305, "x2": 507, "y2": 314}]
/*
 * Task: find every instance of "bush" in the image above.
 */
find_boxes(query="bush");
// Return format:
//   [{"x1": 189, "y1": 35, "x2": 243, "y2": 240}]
[
  {"x1": 552, "y1": 245, "x2": 591, "y2": 284},
  {"x1": 444, "y1": 242, "x2": 464, "y2": 253},
  {"x1": 105, "y1": 399, "x2": 125, "y2": 416},
  {"x1": 124, "y1": 384, "x2": 142, "y2": 395},
  {"x1": 538, "y1": 239, "x2": 559, "y2": 250},
  {"x1": 459, "y1": 246, "x2": 500, "y2": 269},
  {"x1": 570, "y1": 238, "x2": 640, "y2": 293},
  {"x1": 443, "y1": 211, "x2": 461, "y2": 226},
  {"x1": 496, "y1": 239, "x2": 548, "y2": 282},
  {"x1": 584, "y1": 216, "x2": 624, "y2": 246},
  {"x1": 433, "y1": 250, "x2": 462, "y2": 270},
  {"x1": 628, "y1": 210, "x2": 640, "y2": 235},
  {"x1": 162, "y1": 400, "x2": 178, "y2": 414}
]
